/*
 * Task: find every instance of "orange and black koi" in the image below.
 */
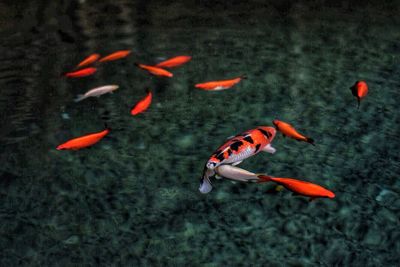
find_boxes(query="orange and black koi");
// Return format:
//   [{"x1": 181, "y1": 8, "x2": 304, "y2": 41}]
[
  {"x1": 155, "y1": 55, "x2": 192, "y2": 68},
  {"x1": 195, "y1": 75, "x2": 246, "y2": 91},
  {"x1": 130, "y1": 89, "x2": 152, "y2": 115},
  {"x1": 76, "y1": 53, "x2": 100, "y2": 68},
  {"x1": 56, "y1": 127, "x2": 110, "y2": 150},
  {"x1": 350, "y1": 80, "x2": 368, "y2": 109},
  {"x1": 99, "y1": 50, "x2": 131, "y2": 62},
  {"x1": 272, "y1": 120, "x2": 314, "y2": 145},
  {"x1": 65, "y1": 67, "x2": 97, "y2": 78},
  {"x1": 199, "y1": 126, "x2": 276, "y2": 194},
  {"x1": 206, "y1": 126, "x2": 277, "y2": 169},
  {"x1": 135, "y1": 63, "x2": 173, "y2": 77},
  {"x1": 257, "y1": 175, "x2": 335, "y2": 199}
]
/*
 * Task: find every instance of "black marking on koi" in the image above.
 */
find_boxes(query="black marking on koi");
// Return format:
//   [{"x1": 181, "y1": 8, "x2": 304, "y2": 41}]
[
  {"x1": 243, "y1": 136, "x2": 254, "y2": 144},
  {"x1": 230, "y1": 141, "x2": 243, "y2": 151},
  {"x1": 258, "y1": 128, "x2": 271, "y2": 138}
]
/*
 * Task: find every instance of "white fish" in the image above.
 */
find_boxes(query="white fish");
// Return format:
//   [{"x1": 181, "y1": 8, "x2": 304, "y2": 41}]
[
  {"x1": 74, "y1": 85, "x2": 119, "y2": 102},
  {"x1": 216, "y1": 165, "x2": 259, "y2": 182},
  {"x1": 199, "y1": 165, "x2": 262, "y2": 194}
]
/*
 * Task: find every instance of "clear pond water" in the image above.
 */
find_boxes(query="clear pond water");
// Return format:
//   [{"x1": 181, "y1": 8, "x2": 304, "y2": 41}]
[{"x1": 0, "y1": 0, "x2": 399, "y2": 266}]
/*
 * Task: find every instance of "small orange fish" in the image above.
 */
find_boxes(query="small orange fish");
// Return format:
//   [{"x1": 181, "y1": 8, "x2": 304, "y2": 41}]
[
  {"x1": 195, "y1": 75, "x2": 246, "y2": 91},
  {"x1": 56, "y1": 127, "x2": 110, "y2": 150},
  {"x1": 155, "y1": 55, "x2": 192, "y2": 68},
  {"x1": 131, "y1": 89, "x2": 152, "y2": 115},
  {"x1": 99, "y1": 50, "x2": 131, "y2": 62},
  {"x1": 350, "y1": 80, "x2": 368, "y2": 109},
  {"x1": 258, "y1": 175, "x2": 335, "y2": 199},
  {"x1": 65, "y1": 67, "x2": 97, "y2": 78},
  {"x1": 272, "y1": 120, "x2": 314, "y2": 145},
  {"x1": 76, "y1": 53, "x2": 100, "y2": 68},
  {"x1": 135, "y1": 63, "x2": 173, "y2": 77}
]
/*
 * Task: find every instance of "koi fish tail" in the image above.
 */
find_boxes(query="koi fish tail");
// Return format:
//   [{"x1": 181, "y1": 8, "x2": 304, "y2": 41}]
[
  {"x1": 199, "y1": 167, "x2": 214, "y2": 194},
  {"x1": 104, "y1": 122, "x2": 111, "y2": 131},
  {"x1": 240, "y1": 74, "x2": 248, "y2": 79},
  {"x1": 199, "y1": 176, "x2": 213, "y2": 194},
  {"x1": 256, "y1": 174, "x2": 273, "y2": 183},
  {"x1": 305, "y1": 137, "x2": 315, "y2": 146},
  {"x1": 74, "y1": 94, "x2": 85, "y2": 102}
]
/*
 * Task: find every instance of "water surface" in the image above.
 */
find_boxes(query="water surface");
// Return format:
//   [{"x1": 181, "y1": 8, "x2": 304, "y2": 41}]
[{"x1": 1, "y1": 1, "x2": 400, "y2": 266}]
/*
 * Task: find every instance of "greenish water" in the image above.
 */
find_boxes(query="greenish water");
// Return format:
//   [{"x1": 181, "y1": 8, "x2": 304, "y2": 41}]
[{"x1": 1, "y1": 0, "x2": 399, "y2": 266}]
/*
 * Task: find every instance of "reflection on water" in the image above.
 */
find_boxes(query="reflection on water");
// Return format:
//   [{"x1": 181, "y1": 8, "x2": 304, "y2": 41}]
[{"x1": 1, "y1": 0, "x2": 400, "y2": 266}]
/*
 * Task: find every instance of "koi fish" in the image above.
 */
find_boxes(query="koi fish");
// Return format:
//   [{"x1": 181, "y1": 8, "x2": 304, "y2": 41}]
[
  {"x1": 65, "y1": 67, "x2": 97, "y2": 78},
  {"x1": 74, "y1": 85, "x2": 119, "y2": 102},
  {"x1": 257, "y1": 175, "x2": 335, "y2": 199},
  {"x1": 199, "y1": 126, "x2": 276, "y2": 194},
  {"x1": 99, "y1": 50, "x2": 131, "y2": 62},
  {"x1": 135, "y1": 63, "x2": 173, "y2": 77},
  {"x1": 155, "y1": 55, "x2": 192, "y2": 68},
  {"x1": 76, "y1": 53, "x2": 100, "y2": 68},
  {"x1": 272, "y1": 120, "x2": 314, "y2": 145},
  {"x1": 56, "y1": 127, "x2": 110, "y2": 150},
  {"x1": 195, "y1": 75, "x2": 246, "y2": 91},
  {"x1": 215, "y1": 164, "x2": 259, "y2": 182},
  {"x1": 131, "y1": 89, "x2": 152, "y2": 115},
  {"x1": 350, "y1": 80, "x2": 368, "y2": 109}
]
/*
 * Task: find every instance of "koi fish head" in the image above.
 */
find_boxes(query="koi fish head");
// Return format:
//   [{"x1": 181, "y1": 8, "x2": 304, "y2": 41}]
[
  {"x1": 258, "y1": 126, "x2": 276, "y2": 143},
  {"x1": 206, "y1": 160, "x2": 219, "y2": 170},
  {"x1": 326, "y1": 191, "x2": 335, "y2": 198},
  {"x1": 111, "y1": 85, "x2": 119, "y2": 92},
  {"x1": 56, "y1": 144, "x2": 66, "y2": 150},
  {"x1": 272, "y1": 120, "x2": 280, "y2": 128}
]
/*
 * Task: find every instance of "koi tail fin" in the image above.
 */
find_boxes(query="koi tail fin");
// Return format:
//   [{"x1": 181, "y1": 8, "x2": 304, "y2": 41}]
[
  {"x1": 306, "y1": 137, "x2": 315, "y2": 146},
  {"x1": 256, "y1": 174, "x2": 273, "y2": 183},
  {"x1": 240, "y1": 74, "x2": 248, "y2": 80},
  {"x1": 199, "y1": 176, "x2": 213, "y2": 194},
  {"x1": 74, "y1": 94, "x2": 85, "y2": 102},
  {"x1": 104, "y1": 122, "x2": 111, "y2": 131}
]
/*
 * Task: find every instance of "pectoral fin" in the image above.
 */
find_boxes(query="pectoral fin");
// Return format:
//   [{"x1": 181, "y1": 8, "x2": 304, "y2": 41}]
[
  {"x1": 262, "y1": 144, "x2": 276, "y2": 154},
  {"x1": 232, "y1": 161, "x2": 242, "y2": 166},
  {"x1": 215, "y1": 174, "x2": 223, "y2": 180}
]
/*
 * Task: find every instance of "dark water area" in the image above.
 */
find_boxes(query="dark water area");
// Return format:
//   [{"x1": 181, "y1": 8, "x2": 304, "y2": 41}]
[{"x1": 1, "y1": 0, "x2": 400, "y2": 266}]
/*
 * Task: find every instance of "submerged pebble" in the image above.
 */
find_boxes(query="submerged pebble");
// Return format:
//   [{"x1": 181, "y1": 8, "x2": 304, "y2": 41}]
[
  {"x1": 61, "y1": 112, "x2": 70, "y2": 120},
  {"x1": 375, "y1": 189, "x2": 398, "y2": 205},
  {"x1": 63, "y1": 235, "x2": 79, "y2": 245},
  {"x1": 363, "y1": 227, "x2": 383, "y2": 246}
]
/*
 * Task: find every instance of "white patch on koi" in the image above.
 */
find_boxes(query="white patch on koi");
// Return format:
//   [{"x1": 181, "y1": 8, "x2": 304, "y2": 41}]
[{"x1": 213, "y1": 86, "x2": 227, "y2": 91}]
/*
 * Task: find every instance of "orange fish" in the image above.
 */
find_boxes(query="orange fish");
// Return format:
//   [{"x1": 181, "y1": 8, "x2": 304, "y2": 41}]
[
  {"x1": 258, "y1": 175, "x2": 335, "y2": 199},
  {"x1": 76, "y1": 53, "x2": 100, "y2": 68},
  {"x1": 99, "y1": 50, "x2": 131, "y2": 62},
  {"x1": 155, "y1": 55, "x2": 192, "y2": 68},
  {"x1": 131, "y1": 89, "x2": 152, "y2": 115},
  {"x1": 65, "y1": 67, "x2": 97, "y2": 78},
  {"x1": 56, "y1": 127, "x2": 110, "y2": 150},
  {"x1": 135, "y1": 63, "x2": 173, "y2": 77},
  {"x1": 350, "y1": 80, "x2": 368, "y2": 109},
  {"x1": 195, "y1": 75, "x2": 246, "y2": 91},
  {"x1": 272, "y1": 120, "x2": 314, "y2": 145}
]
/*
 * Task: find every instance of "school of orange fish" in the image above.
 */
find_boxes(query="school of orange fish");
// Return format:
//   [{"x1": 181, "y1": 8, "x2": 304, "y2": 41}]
[{"x1": 57, "y1": 50, "x2": 369, "y2": 201}]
